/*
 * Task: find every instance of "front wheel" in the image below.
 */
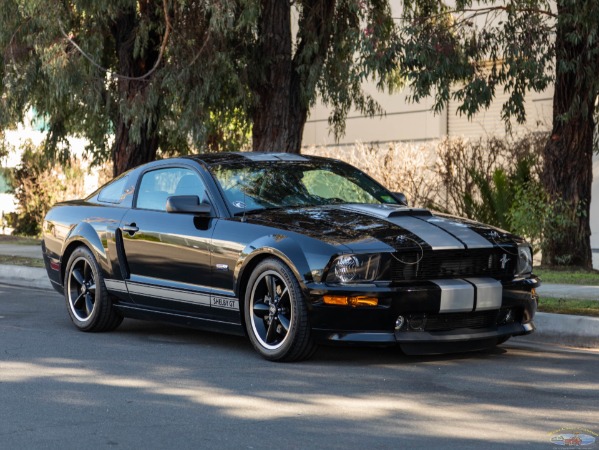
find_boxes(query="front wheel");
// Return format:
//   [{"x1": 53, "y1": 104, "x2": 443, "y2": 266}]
[
  {"x1": 64, "y1": 246, "x2": 123, "y2": 332},
  {"x1": 244, "y1": 258, "x2": 316, "y2": 361}
]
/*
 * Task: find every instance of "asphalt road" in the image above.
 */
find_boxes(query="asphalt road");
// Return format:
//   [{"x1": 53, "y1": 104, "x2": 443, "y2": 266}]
[{"x1": 1, "y1": 284, "x2": 598, "y2": 449}]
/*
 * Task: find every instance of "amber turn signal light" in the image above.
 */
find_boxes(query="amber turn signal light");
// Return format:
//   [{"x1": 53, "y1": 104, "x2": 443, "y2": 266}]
[{"x1": 323, "y1": 295, "x2": 378, "y2": 307}]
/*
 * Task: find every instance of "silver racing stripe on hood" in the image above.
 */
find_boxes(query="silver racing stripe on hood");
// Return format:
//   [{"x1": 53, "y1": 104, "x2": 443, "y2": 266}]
[
  {"x1": 387, "y1": 216, "x2": 464, "y2": 250},
  {"x1": 341, "y1": 204, "x2": 464, "y2": 250},
  {"x1": 425, "y1": 217, "x2": 494, "y2": 249}
]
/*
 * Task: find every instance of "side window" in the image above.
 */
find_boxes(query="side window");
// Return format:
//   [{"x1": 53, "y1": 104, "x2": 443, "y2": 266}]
[
  {"x1": 98, "y1": 175, "x2": 129, "y2": 204},
  {"x1": 136, "y1": 168, "x2": 205, "y2": 211}
]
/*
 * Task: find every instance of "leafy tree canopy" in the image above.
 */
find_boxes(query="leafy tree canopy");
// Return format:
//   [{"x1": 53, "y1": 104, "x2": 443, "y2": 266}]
[{"x1": 1, "y1": 0, "x2": 401, "y2": 174}]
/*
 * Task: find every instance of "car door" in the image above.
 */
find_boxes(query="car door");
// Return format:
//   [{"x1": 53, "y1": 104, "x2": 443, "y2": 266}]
[{"x1": 119, "y1": 165, "x2": 217, "y2": 316}]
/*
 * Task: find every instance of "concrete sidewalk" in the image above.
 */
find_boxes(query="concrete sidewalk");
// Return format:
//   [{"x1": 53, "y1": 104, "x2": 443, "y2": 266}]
[{"x1": 0, "y1": 243, "x2": 43, "y2": 259}]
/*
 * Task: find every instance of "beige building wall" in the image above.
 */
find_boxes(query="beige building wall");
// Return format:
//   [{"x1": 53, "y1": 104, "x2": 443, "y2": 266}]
[{"x1": 304, "y1": 89, "x2": 447, "y2": 146}]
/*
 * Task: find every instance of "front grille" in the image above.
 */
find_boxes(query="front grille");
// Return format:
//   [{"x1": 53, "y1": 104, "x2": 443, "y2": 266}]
[
  {"x1": 420, "y1": 310, "x2": 498, "y2": 331},
  {"x1": 391, "y1": 248, "x2": 517, "y2": 281},
  {"x1": 406, "y1": 308, "x2": 522, "y2": 332}
]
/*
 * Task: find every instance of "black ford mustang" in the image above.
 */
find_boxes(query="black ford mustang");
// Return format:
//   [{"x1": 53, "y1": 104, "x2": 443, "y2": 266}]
[{"x1": 42, "y1": 152, "x2": 539, "y2": 361}]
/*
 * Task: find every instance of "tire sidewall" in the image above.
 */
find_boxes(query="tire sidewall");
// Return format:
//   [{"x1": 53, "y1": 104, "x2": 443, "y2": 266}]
[
  {"x1": 64, "y1": 246, "x2": 104, "y2": 331},
  {"x1": 244, "y1": 259, "x2": 303, "y2": 360}
]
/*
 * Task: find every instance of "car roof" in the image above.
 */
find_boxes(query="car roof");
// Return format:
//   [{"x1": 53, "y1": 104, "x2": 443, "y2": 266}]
[{"x1": 183, "y1": 152, "x2": 329, "y2": 167}]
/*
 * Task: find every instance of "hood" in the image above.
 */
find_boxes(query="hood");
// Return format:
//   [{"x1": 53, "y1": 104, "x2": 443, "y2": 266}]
[{"x1": 245, "y1": 203, "x2": 520, "y2": 253}]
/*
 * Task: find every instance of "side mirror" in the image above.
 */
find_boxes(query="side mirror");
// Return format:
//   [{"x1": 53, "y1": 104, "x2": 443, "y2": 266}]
[
  {"x1": 392, "y1": 192, "x2": 408, "y2": 206},
  {"x1": 166, "y1": 195, "x2": 212, "y2": 217}
]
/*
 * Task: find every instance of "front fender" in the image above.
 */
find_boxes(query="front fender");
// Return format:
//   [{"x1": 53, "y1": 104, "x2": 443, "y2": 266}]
[{"x1": 234, "y1": 235, "x2": 314, "y2": 296}]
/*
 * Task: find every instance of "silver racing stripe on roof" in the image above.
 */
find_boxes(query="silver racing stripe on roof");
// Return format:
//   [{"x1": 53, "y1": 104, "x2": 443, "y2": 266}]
[
  {"x1": 387, "y1": 216, "x2": 464, "y2": 250},
  {"x1": 425, "y1": 217, "x2": 494, "y2": 249},
  {"x1": 241, "y1": 153, "x2": 309, "y2": 162}
]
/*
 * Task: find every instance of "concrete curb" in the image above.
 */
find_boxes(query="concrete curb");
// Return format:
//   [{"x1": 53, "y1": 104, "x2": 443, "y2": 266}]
[
  {"x1": 1, "y1": 264, "x2": 598, "y2": 349},
  {"x1": 537, "y1": 284, "x2": 599, "y2": 300},
  {"x1": 526, "y1": 312, "x2": 599, "y2": 348},
  {"x1": 0, "y1": 264, "x2": 53, "y2": 291}
]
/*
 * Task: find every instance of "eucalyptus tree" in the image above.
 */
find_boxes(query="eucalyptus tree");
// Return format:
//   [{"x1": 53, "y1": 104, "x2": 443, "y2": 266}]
[
  {"x1": 396, "y1": 0, "x2": 599, "y2": 268},
  {"x1": 1, "y1": 0, "x2": 400, "y2": 177},
  {"x1": 1, "y1": 1, "x2": 172, "y2": 175}
]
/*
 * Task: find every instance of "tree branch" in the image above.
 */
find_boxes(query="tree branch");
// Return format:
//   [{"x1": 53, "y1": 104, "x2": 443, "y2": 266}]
[{"x1": 58, "y1": 0, "x2": 172, "y2": 81}]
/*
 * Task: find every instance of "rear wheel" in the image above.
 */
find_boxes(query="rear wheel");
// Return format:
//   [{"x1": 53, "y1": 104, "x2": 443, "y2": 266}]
[
  {"x1": 64, "y1": 246, "x2": 123, "y2": 332},
  {"x1": 245, "y1": 258, "x2": 316, "y2": 361}
]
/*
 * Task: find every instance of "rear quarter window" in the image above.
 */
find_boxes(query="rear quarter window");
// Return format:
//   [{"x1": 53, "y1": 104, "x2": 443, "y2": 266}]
[{"x1": 98, "y1": 175, "x2": 129, "y2": 204}]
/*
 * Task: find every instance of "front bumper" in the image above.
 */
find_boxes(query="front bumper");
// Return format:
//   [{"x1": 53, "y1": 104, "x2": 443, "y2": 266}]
[{"x1": 307, "y1": 276, "x2": 539, "y2": 353}]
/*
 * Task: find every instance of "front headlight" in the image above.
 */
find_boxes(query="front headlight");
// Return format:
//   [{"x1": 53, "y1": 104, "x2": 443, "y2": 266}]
[
  {"x1": 515, "y1": 244, "x2": 533, "y2": 277},
  {"x1": 326, "y1": 254, "x2": 381, "y2": 284}
]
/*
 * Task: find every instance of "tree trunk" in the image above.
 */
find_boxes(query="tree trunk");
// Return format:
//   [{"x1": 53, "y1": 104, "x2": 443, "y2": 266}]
[
  {"x1": 541, "y1": 1, "x2": 596, "y2": 269},
  {"x1": 111, "y1": 2, "x2": 161, "y2": 176},
  {"x1": 251, "y1": 0, "x2": 295, "y2": 152},
  {"x1": 252, "y1": 0, "x2": 335, "y2": 153}
]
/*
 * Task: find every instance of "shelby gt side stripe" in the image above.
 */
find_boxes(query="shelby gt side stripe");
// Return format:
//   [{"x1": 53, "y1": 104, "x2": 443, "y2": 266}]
[
  {"x1": 105, "y1": 279, "x2": 128, "y2": 293},
  {"x1": 105, "y1": 279, "x2": 239, "y2": 310},
  {"x1": 127, "y1": 282, "x2": 211, "y2": 306},
  {"x1": 434, "y1": 278, "x2": 502, "y2": 313}
]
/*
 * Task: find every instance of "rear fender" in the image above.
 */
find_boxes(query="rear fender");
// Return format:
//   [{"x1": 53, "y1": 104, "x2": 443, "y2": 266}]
[{"x1": 61, "y1": 222, "x2": 110, "y2": 279}]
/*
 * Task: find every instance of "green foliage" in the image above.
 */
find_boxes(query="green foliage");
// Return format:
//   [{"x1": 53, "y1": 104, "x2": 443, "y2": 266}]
[
  {"x1": 509, "y1": 179, "x2": 578, "y2": 258},
  {"x1": 464, "y1": 159, "x2": 532, "y2": 230},
  {"x1": 2, "y1": 0, "x2": 401, "y2": 170},
  {"x1": 397, "y1": 0, "x2": 565, "y2": 126},
  {"x1": 10, "y1": 140, "x2": 85, "y2": 236},
  {"x1": 537, "y1": 297, "x2": 599, "y2": 317},
  {"x1": 534, "y1": 267, "x2": 599, "y2": 285}
]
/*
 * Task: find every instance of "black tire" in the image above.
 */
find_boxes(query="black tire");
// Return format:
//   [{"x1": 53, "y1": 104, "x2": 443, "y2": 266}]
[
  {"x1": 244, "y1": 258, "x2": 316, "y2": 362},
  {"x1": 64, "y1": 246, "x2": 123, "y2": 332}
]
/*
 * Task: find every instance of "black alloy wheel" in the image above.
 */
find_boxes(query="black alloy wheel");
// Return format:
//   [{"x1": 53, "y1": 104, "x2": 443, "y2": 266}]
[
  {"x1": 64, "y1": 246, "x2": 123, "y2": 332},
  {"x1": 245, "y1": 258, "x2": 315, "y2": 361}
]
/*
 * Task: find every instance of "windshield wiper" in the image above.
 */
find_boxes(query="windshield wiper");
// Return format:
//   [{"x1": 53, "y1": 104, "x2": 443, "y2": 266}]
[{"x1": 233, "y1": 206, "x2": 282, "y2": 217}]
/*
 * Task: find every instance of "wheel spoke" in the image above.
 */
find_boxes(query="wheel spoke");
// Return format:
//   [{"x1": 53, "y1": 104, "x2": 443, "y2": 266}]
[
  {"x1": 87, "y1": 283, "x2": 96, "y2": 295},
  {"x1": 278, "y1": 314, "x2": 290, "y2": 332},
  {"x1": 265, "y1": 319, "x2": 277, "y2": 343},
  {"x1": 71, "y1": 268, "x2": 85, "y2": 286},
  {"x1": 276, "y1": 287, "x2": 288, "y2": 305},
  {"x1": 85, "y1": 293, "x2": 94, "y2": 317},
  {"x1": 83, "y1": 262, "x2": 91, "y2": 281},
  {"x1": 72, "y1": 292, "x2": 85, "y2": 308},
  {"x1": 265, "y1": 275, "x2": 275, "y2": 300},
  {"x1": 253, "y1": 302, "x2": 269, "y2": 316}
]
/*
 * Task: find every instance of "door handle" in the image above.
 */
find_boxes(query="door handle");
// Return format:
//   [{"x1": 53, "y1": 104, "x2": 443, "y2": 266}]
[{"x1": 122, "y1": 223, "x2": 139, "y2": 235}]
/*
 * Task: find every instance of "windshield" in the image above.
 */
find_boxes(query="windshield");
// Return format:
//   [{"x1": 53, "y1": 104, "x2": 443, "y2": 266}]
[{"x1": 208, "y1": 160, "x2": 399, "y2": 213}]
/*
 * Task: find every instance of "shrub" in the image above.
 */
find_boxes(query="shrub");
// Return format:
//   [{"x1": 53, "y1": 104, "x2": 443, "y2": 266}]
[{"x1": 11, "y1": 140, "x2": 86, "y2": 236}]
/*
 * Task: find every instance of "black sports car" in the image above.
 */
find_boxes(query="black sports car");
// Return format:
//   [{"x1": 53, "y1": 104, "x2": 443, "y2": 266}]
[{"x1": 42, "y1": 152, "x2": 539, "y2": 361}]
